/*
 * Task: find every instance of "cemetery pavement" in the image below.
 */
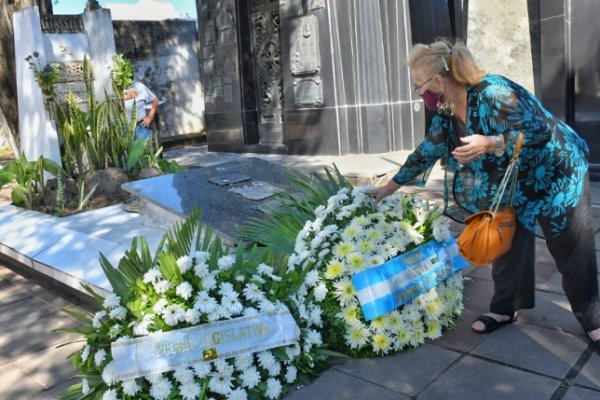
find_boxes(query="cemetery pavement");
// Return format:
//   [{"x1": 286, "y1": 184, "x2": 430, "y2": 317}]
[{"x1": 0, "y1": 146, "x2": 599, "y2": 399}]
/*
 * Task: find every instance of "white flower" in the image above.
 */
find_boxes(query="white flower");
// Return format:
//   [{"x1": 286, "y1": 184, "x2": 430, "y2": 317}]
[
  {"x1": 153, "y1": 298, "x2": 169, "y2": 314},
  {"x1": 150, "y1": 376, "x2": 173, "y2": 400},
  {"x1": 257, "y1": 351, "x2": 276, "y2": 371},
  {"x1": 257, "y1": 263, "x2": 274, "y2": 276},
  {"x1": 176, "y1": 255, "x2": 193, "y2": 273},
  {"x1": 122, "y1": 379, "x2": 141, "y2": 396},
  {"x1": 313, "y1": 283, "x2": 328, "y2": 301},
  {"x1": 228, "y1": 388, "x2": 248, "y2": 400},
  {"x1": 180, "y1": 381, "x2": 201, "y2": 400},
  {"x1": 223, "y1": 294, "x2": 244, "y2": 315},
  {"x1": 432, "y1": 219, "x2": 451, "y2": 242},
  {"x1": 109, "y1": 306, "x2": 127, "y2": 320},
  {"x1": 94, "y1": 349, "x2": 107, "y2": 367},
  {"x1": 372, "y1": 333, "x2": 392, "y2": 354},
  {"x1": 101, "y1": 361, "x2": 117, "y2": 385},
  {"x1": 80, "y1": 344, "x2": 90, "y2": 362},
  {"x1": 92, "y1": 310, "x2": 106, "y2": 328},
  {"x1": 194, "y1": 291, "x2": 217, "y2": 313},
  {"x1": 208, "y1": 368, "x2": 233, "y2": 395},
  {"x1": 242, "y1": 283, "x2": 265, "y2": 302},
  {"x1": 305, "y1": 329, "x2": 323, "y2": 347},
  {"x1": 133, "y1": 314, "x2": 154, "y2": 336},
  {"x1": 193, "y1": 362, "x2": 212, "y2": 378},
  {"x1": 163, "y1": 304, "x2": 185, "y2": 326},
  {"x1": 239, "y1": 366, "x2": 260, "y2": 388},
  {"x1": 234, "y1": 353, "x2": 253, "y2": 371},
  {"x1": 81, "y1": 378, "x2": 90, "y2": 395},
  {"x1": 102, "y1": 293, "x2": 121, "y2": 309},
  {"x1": 265, "y1": 378, "x2": 282, "y2": 399},
  {"x1": 174, "y1": 367, "x2": 194, "y2": 384},
  {"x1": 194, "y1": 250, "x2": 210, "y2": 264},
  {"x1": 332, "y1": 279, "x2": 356, "y2": 305},
  {"x1": 426, "y1": 320, "x2": 443, "y2": 339},
  {"x1": 184, "y1": 308, "x2": 200, "y2": 324},
  {"x1": 176, "y1": 281, "x2": 194, "y2": 300},
  {"x1": 102, "y1": 388, "x2": 118, "y2": 400},
  {"x1": 218, "y1": 282, "x2": 235, "y2": 297},
  {"x1": 304, "y1": 269, "x2": 319, "y2": 287},
  {"x1": 143, "y1": 267, "x2": 162, "y2": 284},
  {"x1": 243, "y1": 307, "x2": 259, "y2": 316},
  {"x1": 345, "y1": 322, "x2": 369, "y2": 349},
  {"x1": 194, "y1": 261, "x2": 210, "y2": 278},
  {"x1": 217, "y1": 254, "x2": 236, "y2": 271},
  {"x1": 154, "y1": 279, "x2": 171, "y2": 294},
  {"x1": 285, "y1": 366, "x2": 297, "y2": 383}
]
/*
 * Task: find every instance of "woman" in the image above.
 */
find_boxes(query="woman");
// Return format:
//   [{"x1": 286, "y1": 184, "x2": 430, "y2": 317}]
[{"x1": 371, "y1": 39, "x2": 600, "y2": 345}]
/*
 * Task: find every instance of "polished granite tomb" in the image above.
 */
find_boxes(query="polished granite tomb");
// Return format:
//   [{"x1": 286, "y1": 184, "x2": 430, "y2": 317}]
[{"x1": 121, "y1": 158, "x2": 297, "y2": 244}]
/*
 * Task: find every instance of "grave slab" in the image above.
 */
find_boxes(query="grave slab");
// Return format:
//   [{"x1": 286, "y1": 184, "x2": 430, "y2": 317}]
[{"x1": 122, "y1": 158, "x2": 297, "y2": 243}]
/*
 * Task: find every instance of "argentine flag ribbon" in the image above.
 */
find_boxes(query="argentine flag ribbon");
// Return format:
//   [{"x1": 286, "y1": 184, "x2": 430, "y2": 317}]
[{"x1": 352, "y1": 237, "x2": 469, "y2": 321}]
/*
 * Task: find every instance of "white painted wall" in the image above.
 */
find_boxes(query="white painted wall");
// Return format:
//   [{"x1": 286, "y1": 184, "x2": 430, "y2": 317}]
[
  {"x1": 83, "y1": 9, "x2": 117, "y2": 101},
  {"x1": 13, "y1": 6, "x2": 62, "y2": 167}
]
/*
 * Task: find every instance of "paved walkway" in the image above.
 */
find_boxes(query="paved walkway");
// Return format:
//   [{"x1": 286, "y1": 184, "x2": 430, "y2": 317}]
[{"x1": 0, "y1": 146, "x2": 599, "y2": 399}]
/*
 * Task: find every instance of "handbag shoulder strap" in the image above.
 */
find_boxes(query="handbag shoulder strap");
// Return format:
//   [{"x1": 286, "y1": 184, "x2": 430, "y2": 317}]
[
  {"x1": 511, "y1": 132, "x2": 525, "y2": 162},
  {"x1": 491, "y1": 132, "x2": 524, "y2": 212}
]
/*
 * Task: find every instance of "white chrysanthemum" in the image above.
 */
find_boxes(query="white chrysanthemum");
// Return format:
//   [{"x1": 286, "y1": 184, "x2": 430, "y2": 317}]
[
  {"x1": 346, "y1": 252, "x2": 367, "y2": 272},
  {"x1": 194, "y1": 291, "x2": 218, "y2": 313},
  {"x1": 257, "y1": 351, "x2": 277, "y2": 371},
  {"x1": 233, "y1": 353, "x2": 253, "y2": 371},
  {"x1": 259, "y1": 299, "x2": 276, "y2": 313},
  {"x1": 176, "y1": 255, "x2": 193, "y2": 273},
  {"x1": 308, "y1": 306, "x2": 323, "y2": 327},
  {"x1": 142, "y1": 267, "x2": 162, "y2": 284},
  {"x1": 150, "y1": 377, "x2": 173, "y2": 400},
  {"x1": 341, "y1": 225, "x2": 360, "y2": 241},
  {"x1": 357, "y1": 238, "x2": 375, "y2": 254},
  {"x1": 305, "y1": 329, "x2": 323, "y2": 347},
  {"x1": 426, "y1": 320, "x2": 443, "y2": 339},
  {"x1": 109, "y1": 306, "x2": 127, "y2": 320},
  {"x1": 203, "y1": 274, "x2": 218, "y2": 290},
  {"x1": 92, "y1": 310, "x2": 106, "y2": 329},
  {"x1": 81, "y1": 378, "x2": 90, "y2": 395},
  {"x1": 162, "y1": 304, "x2": 185, "y2": 326},
  {"x1": 242, "y1": 283, "x2": 264, "y2": 302},
  {"x1": 122, "y1": 379, "x2": 141, "y2": 396},
  {"x1": 339, "y1": 305, "x2": 360, "y2": 324},
  {"x1": 239, "y1": 366, "x2": 260, "y2": 388},
  {"x1": 208, "y1": 368, "x2": 233, "y2": 395},
  {"x1": 180, "y1": 381, "x2": 201, "y2": 400},
  {"x1": 332, "y1": 279, "x2": 356, "y2": 305},
  {"x1": 194, "y1": 250, "x2": 210, "y2": 264},
  {"x1": 193, "y1": 362, "x2": 212, "y2": 378},
  {"x1": 369, "y1": 315, "x2": 387, "y2": 332},
  {"x1": 194, "y1": 262, "x2": 209, "y2": 278},
  {"x1": 243, "y1": 307, "x2": 259, "y2": 316},
  {"x1": 386, "y1": 311, "x2": 403, "y2": 330},
  {"x1": 333, "y1": 241, "x2": 355, "y2": 258},
  {"x1": 285, "y1": 365, "x2": 298, "y2": 383},
  {"x1": 177, "y1": 306, "x2": 196, "y2": 323},
  {"x1": 80, "y1": 344, "x2": 90, "y2": 362},
  {"x1": 154, "y1": 279, "x2": 171, "y2": 294},
  {"x1": 152, "y1": 298, "x2": 169, "y2": 314},
  {"x1": 217, "y1": 254, "x2": 236, "y2": 271},
  {"x1": 102, "y1": 293, "x2": 121, "y2": 309},
  {"x1": 228, "y1": 388, "x2": 248, "y2": 400},
  {"x1": 432, "y1": 219, "x2": 451, "y2": 242},
  {"x1": 102, "y1": 388, "x2": 118, "y2": 400},
  {"x1": 174, "y1": 367, "x2": 194, "y2": 384},
  {"x1": 345, "y1": 322, "x2": 369, "y2": 349},
  {"x1": 223, "y1": 294, "x2": 244, "y2": 315},
  {"x1": 372, "y1": 333, "x2": 392, "y2": 354},
  {"x1": 324, "y1": 259, "x2": 345, "y2": 280},
  {"x1": 265, "y1": 378, "x2": 282, "y2": 399},
  {"x1": 101, "y1": 361, "x2": 117, "y2": 385},
  {"x1": 133, "y1": 313, "x2": 154, "y2": 336},
  {"x1": 409, "y1": 322, "x2": 426, "y2": 347},
  {"x1": 94, "y1": 349, "x2": 106, "y2": 367},
  {"x1": 313, "y1": 283, "x2": 328, "y2": 302},
  {"x1": 175, "y1": 281, "x2": 194, "y2": 300}
]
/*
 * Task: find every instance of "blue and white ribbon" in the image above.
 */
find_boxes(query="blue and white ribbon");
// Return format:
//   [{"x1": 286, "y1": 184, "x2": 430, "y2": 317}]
[
  {"x1": 111, "y1": 309, "x2": 300, "y2": 381},
  {"x1": 352, "y1": 238, "x2": 468, "y2": 320}
]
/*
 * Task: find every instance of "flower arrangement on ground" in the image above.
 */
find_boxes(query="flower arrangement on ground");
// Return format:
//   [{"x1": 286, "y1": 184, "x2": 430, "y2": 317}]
[
  {"x1": 59, "y1": 211, "x2": 331, "y2": 400},
  {"x1": 287, "y1": 186, "x2": 465, "y2": 357}
]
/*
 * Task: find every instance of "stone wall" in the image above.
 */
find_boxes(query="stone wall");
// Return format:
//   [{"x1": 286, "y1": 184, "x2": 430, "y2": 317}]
[{"x1": 113, "y1": 20, "x2": 205, "y2": 141}]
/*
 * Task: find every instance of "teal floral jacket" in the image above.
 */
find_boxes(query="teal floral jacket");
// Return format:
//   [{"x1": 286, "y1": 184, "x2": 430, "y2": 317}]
[{"x1": 392, "y1": 74, "x2": 589, "y2": 237}]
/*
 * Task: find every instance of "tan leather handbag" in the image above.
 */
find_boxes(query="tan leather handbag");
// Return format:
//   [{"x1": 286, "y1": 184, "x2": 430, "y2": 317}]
[{"x1": 457, "y1": 133, "x2": 524, "y2": 267}]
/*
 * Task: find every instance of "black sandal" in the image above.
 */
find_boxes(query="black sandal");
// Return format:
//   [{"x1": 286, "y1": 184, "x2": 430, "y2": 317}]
[{"x1": 472, "y1": 313, "x2": 518, "y2": 334}]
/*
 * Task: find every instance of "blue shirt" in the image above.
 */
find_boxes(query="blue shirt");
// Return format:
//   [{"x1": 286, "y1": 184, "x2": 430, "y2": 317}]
[{"x1": 393, "y1": 74, "x2": 589, "y2": 237}]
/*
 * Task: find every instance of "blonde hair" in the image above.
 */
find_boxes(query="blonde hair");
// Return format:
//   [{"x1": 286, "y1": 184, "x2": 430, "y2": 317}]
[{"x1": 409, "y1": 38, "x2": 486, "y2": 86}]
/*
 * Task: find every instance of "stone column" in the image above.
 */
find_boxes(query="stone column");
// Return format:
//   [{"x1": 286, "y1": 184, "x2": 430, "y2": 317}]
[{"x1": 82, "y1": 8, "x2": 117, "y2": 101}]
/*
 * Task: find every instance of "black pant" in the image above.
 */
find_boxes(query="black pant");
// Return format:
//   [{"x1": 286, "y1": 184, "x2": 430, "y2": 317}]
[{"x1": 490, "y1": 177, "x2": 600, "y2": 332}]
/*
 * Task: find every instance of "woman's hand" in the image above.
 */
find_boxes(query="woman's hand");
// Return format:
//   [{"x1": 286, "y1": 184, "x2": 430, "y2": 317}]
[
  {"x1": 452, "y1": 134, "x2": 495, "y2": 164},
  {"x1": 368, "y1": 180, "x2": 401, "y2": 204}
]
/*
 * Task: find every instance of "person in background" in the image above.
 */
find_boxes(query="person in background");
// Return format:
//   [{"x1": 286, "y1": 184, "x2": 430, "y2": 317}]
[
  {"x1": 123, "y1": 81, "x2": 159, "y2": 142},
  {"x1": 369, "y1": 38, "x2": 600, "y2": 348}
]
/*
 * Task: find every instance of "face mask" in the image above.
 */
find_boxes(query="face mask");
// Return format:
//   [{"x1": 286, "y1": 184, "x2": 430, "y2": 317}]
[{"x1": 421, "y1": 90, "x2": 441, "y2": 111}]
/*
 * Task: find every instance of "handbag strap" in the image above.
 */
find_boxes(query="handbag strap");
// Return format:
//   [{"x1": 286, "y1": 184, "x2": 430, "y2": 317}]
[{"x1": 490, "y1": 132, "x2": 524, "y2": 213}]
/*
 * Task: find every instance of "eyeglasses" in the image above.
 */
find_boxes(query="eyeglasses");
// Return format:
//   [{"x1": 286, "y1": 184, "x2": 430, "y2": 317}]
[{"x1": 412, "y1": 75, "x2": 435, "y2": 92}]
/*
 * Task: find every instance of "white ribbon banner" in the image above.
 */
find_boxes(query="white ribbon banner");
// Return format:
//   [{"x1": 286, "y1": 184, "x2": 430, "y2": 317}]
[{"x1": 111, "y1": 310, "x2": 300, "y2": 381}]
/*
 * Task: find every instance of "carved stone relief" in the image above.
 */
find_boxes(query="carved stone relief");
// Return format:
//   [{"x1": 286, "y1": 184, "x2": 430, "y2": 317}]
[
  {"x1": 309, "y1": 0, "x2": 326, "y2": 10},
  {"x1": 279, "y1": 0, "x2": 303, "y2": 19},
  {"x1": 293, "y1": 77, "x2": 323, "y2": 107},
  {"x1": 290, "y1": 15, "x2": 320, "y2": 75}
]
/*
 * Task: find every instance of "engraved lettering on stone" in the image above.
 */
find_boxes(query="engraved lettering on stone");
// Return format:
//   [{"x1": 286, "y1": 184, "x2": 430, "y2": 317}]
[
  {"x1": 294, "y1": 77, "x2": 323, "y2": 107},
  {"x1": 290, "y1": 16, "x2": 320, "y2": 75},
  {"x1": 280, "y1": 0, "x2": 303, "y2": 19}
]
